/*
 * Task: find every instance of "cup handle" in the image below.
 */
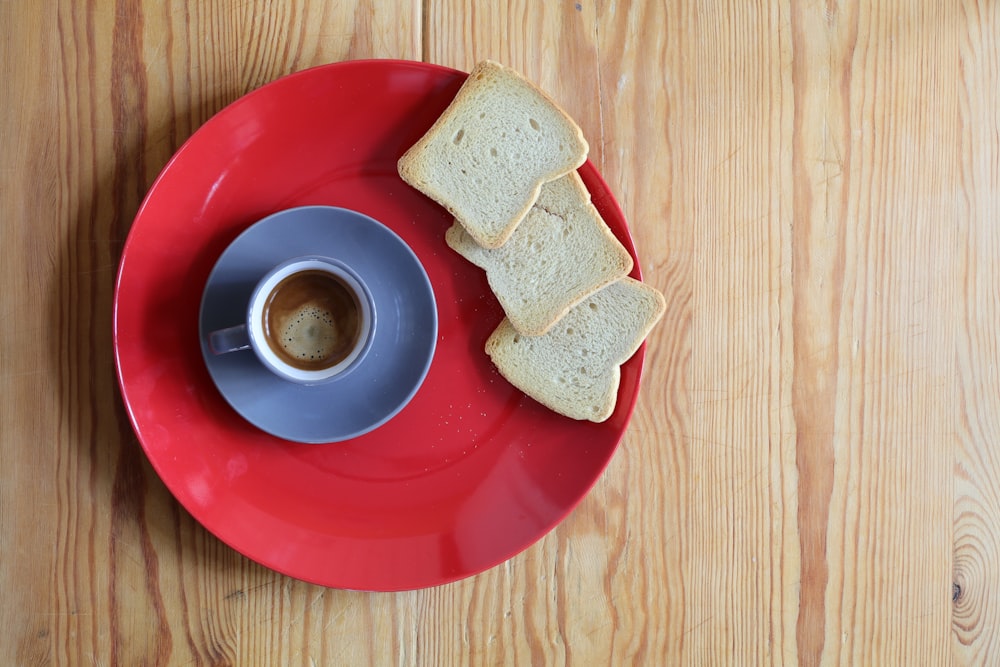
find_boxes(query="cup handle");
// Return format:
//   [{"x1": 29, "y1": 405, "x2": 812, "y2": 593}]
[{"x1": 209, "y1": 324, "x2": 251, "y2": 355}]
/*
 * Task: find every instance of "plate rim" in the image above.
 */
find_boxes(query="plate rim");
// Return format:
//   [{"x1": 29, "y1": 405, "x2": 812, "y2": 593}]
[{"x1": 112, "y1": 58, "x2": 648, "y2": 591}]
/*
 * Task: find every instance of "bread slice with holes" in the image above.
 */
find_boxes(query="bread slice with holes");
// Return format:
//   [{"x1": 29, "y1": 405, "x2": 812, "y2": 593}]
[
  {"x1": 398, "y1": 60, "x2": 589, "y2": 248},
  {"x1": 446, "y1": 171, "x2": 634, "y2": 335},
  {"x1": 485, "y1": 277, "x2": 666, "y2": 422}
]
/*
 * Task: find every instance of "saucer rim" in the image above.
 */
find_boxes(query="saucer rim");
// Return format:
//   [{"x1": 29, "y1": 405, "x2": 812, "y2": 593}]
[{"x1": 197, "y1": 205, "x2": 438, "y2": 444}]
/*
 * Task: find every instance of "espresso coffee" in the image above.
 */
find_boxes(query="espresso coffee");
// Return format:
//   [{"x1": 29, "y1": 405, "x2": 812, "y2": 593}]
[{"x1": 261, "y1": 269, "x2": 361, "y2": 371}]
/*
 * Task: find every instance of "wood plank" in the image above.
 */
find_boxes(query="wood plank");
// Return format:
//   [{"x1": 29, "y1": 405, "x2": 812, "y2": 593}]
[
  {"x1": 423, "y1": 2, "x2": 657, "y2": 663},
  {"x1": 1, "y1": 1, "x2": 420, "y2": 665},
  {"x1": 671, "y1": 1, "x2": 799, "y2": 663},
  {"x1": 953, "y1": 0, "x2": 1000, "y2": 663},
  {"x1": 785, "y1": 3, "x2": 959, "y2": 663}
]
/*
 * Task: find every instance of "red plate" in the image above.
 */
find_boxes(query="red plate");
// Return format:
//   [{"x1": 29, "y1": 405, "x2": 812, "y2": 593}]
[{"x1": 114, "y1": 60, "x2": 646, "y2": 591}]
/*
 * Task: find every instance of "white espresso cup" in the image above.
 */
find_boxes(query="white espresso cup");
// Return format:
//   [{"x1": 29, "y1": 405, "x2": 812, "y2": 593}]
[{"x1": 209, "y1": 256, "x2": 375, "y2": 384}]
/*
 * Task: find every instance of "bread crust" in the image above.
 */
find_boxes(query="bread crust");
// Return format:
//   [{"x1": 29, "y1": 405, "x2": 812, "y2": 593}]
[
  {"x1": 485, "y1": 278, "x2": 666, "y2": 422},
  {"x1": 398, "y1": 60, "x2": 588, "y2": 248},
  {"x1": 445, "y1": 171, "x2": 633, "y2": 335}
]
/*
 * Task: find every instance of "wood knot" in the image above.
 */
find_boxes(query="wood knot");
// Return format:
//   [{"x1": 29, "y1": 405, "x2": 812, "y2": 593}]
[{"x1": 952, "y1": 504, "x2": 998, "y2": 648}]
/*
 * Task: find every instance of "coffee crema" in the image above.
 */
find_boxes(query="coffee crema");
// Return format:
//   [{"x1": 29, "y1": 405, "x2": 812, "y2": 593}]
[{"x1": 261, "y1": 269, "x2": 361, "y2": 371}]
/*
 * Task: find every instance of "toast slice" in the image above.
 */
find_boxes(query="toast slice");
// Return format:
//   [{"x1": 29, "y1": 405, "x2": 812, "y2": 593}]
[
  {"x1": 485, "y1": 277, "x2": 666, "y2": 422},
  {"x1": 398, "y1": 60, "x2": 589, "y2": 248},
  {"x1": 446, "y1": 171, "x2": 633, "y2": 335}
]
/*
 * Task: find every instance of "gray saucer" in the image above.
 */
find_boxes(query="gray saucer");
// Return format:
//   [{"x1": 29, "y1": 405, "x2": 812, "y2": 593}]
[{"x1": 199, "y1": 206, "x2": 438, "y2": 443}]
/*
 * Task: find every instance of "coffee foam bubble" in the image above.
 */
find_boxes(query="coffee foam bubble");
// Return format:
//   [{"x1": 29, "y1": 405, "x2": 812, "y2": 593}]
[{"x1": 277, "y1": 305, "x2": 344, "y2": 361}]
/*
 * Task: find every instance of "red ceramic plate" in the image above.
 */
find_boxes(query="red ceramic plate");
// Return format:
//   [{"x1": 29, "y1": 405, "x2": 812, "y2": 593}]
[{"x1": 114, "y1": 60, "x2": 646, "y2": 591}]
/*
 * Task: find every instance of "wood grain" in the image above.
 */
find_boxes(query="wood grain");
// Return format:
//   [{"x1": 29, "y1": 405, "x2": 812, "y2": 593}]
[
  {"x1": 2, "y1": 0, "x2": 999, "y2": 664},
  {"x1": 788, "y1": 3, "x2": 961, "y2": 663},
  {"x1": 953, "y1": 0, "x2": 1000, "y2": 664}
]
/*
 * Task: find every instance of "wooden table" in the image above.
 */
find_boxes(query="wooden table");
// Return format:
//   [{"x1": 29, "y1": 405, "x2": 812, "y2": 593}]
[{"x1": 3, "y1": 1, "x2": 998, "y2": 664}]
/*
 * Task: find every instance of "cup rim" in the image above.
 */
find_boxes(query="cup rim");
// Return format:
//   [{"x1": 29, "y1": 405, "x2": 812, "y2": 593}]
[{"x1": 247, "y1": 256, "x2": 376, "y2": 384}]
